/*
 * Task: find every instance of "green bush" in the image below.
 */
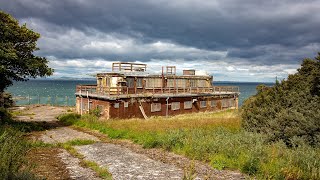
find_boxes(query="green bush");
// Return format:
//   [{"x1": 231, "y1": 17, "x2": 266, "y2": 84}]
[
  {"x1": 0, "y1": 92, "x2": 14, "y2": 108},
  {"x1": 241, "y1": 156, "x2": 260, "y2": 175},
  {"x1": 89, "y1": 107, "x2": 102, "y2": 117},
  {"x1": 242, "y1": 53, "x2": 320, "y2": 147},
  {"x1": 58, "y1": 113, "x2": 81, "y2": 125}
]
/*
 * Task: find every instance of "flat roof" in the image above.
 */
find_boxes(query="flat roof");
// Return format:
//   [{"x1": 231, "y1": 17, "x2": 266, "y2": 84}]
[{"x1": 96, "y1": 72, "x2": 211, "y2": 78}]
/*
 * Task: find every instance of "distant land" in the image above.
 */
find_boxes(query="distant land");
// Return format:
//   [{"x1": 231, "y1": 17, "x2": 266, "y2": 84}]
[
  {"x1": 214, "y1": 81, "x2": 275, "y2": 84},
  {"x1": 34, "y1": 77, "x2": 96, "y2": 81},
  {"x1": 36, "y1": 77, "x2": 276, "y2": 84}
]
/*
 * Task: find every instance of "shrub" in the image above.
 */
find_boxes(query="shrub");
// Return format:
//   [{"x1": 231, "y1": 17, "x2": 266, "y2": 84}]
[
  {"x1": 241, "y1": 156, "x2": 260, "y2": 175},
  {"x1": 89, "y1": 107, "x2": 102, "y2": 117},
  {"x1": 242, "y1": 53, "x2": 320, "y2": 147},
  {"x1": 58, "y1": 113, "x2": 80, "y2": 125},
  {"x1": 0, "y1": 107, "x2": 12, "y2": 123},
  {"x1": 0, "y1": 92, "x2": 14, "y2": 108}
]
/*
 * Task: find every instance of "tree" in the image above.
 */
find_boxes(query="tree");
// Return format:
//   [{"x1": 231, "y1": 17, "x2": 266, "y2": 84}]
[
  {"x1": 0, "y1": 11, "x2": 53, "y2": 93},
  {"x1": 242, "y1": 53, "x2": 320, "y2": 147}
]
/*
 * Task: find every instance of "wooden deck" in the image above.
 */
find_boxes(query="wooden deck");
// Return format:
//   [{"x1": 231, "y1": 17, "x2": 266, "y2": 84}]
[{"x1": 76, "y1": 85, "x2": 240, "y2": 100}]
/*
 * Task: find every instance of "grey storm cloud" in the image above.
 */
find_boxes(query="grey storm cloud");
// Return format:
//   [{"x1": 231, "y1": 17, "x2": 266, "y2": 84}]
[{"x1": 1, "y1": 0, "x2": 320, "y2": 81}]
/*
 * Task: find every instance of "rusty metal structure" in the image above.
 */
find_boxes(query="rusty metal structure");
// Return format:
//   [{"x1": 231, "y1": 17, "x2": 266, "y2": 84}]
[{"x1": 75, "y1": 62, "x2": 240, "y2": 119}]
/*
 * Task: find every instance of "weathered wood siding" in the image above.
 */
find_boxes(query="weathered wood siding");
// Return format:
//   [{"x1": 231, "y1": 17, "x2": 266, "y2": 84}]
[{"x1": 78, "y1": 96, "x2": 238, "y2": 119}]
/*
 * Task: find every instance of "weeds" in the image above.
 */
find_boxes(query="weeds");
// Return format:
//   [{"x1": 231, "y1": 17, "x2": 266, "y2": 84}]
[
  {"x1": 62, "y1": 139, "x2": 96, "y2": 146},
  {"x1": 183, "y1": 161, "x2": 197, "y2": 180},
  {"x1": 82, "y1": 160, "x2": 112, "y2": 180}
]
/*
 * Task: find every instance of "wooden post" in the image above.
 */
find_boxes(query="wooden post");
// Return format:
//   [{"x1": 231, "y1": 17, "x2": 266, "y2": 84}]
[
  {"x1": 166, "y1": 97, "x2": 169, "y2": 118},
  {"x1": 161, "y1": 66, "x2": 164, "y2": 93},
  {"x1": 87, "y1": 91, "x2": 89, "y2": 112},
  {"x1": 235, "y1": 97, "x2": 239, "y2": 109},
  {"x1": 80, "y1": 89, "x2": 83, "y2": 115}
]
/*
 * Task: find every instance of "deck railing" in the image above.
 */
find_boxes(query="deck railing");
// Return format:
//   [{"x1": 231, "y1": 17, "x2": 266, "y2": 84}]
[{"x1": 76, "y1": 85, "x2": 239, "y2": 96}]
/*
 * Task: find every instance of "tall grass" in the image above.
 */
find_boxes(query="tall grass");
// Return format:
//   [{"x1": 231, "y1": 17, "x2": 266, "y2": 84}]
[
  {"x1": 0, "y1": 127, "x2": 38, "y2": 179},
  {"x1": 0, "y1": 108, "x2": 39, "y2": 179},
  {"x1": 59, "y1": 111, "x2": 320, "y2": 179}
]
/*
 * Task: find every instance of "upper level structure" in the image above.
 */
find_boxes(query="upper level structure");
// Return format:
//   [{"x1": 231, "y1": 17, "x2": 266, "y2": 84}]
[{"x1": 76, "y1": 62, "x2": 239, "y2": 99}]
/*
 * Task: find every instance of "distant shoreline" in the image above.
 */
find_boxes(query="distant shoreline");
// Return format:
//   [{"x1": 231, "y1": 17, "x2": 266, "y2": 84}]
[{"x1": 20, "y1": 78, "x2": 276, "y2": 84}]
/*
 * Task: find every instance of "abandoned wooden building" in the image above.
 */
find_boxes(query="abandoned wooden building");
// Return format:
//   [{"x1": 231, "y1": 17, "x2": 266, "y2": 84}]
[{"x1": 75, "y1": 62, "x2": 240, "y2": 119}]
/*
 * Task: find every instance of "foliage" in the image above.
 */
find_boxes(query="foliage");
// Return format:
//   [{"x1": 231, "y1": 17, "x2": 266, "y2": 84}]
[
  {"x1": 0, "y1": 11, "x2": 53, "y2": 94},
  {"x1": 59, "y1": 111, "x2": 320, "y2": 179},
  {"x1": 0, "y1": 92, "x2": 14, "y2": 108},
  {"x1": 0, "y1": 107, "x2": 12, "y2": 122},
  {"x1": 242, "y1": 53, "x2": 320, "y2": 147}
]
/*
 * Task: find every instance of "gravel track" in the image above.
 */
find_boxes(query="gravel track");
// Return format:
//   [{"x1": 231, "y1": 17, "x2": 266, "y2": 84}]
[{"x1": 40, "y1": 127, "x2": 100, "y2": 144}]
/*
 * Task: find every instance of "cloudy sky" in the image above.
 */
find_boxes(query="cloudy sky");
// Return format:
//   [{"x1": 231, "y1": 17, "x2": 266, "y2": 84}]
[{"x1": 1, "y1": 0, "x2": 320, "y2": 82}]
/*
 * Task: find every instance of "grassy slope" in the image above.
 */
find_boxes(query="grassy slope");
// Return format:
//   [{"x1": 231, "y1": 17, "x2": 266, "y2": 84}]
[{"x1": 59, "y1": 111, "x2": 320, "y2": 180}]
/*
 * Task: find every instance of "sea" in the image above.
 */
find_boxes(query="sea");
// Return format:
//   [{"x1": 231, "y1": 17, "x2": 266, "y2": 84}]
[{"x1": 6, "y1": 79, "x2": 274, "y2": 107}]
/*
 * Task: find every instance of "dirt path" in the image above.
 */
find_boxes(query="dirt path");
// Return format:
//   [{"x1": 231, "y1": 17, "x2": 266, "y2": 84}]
[
  {"x1": 13, "y1": 105, "x2": 68, "y2": 122},
  {"x1": 27, "y1": 148, "x2": 72, "y2": 180},
  {"x1": 15, "y1": 105, "x2": 245, "y2": 180}
]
